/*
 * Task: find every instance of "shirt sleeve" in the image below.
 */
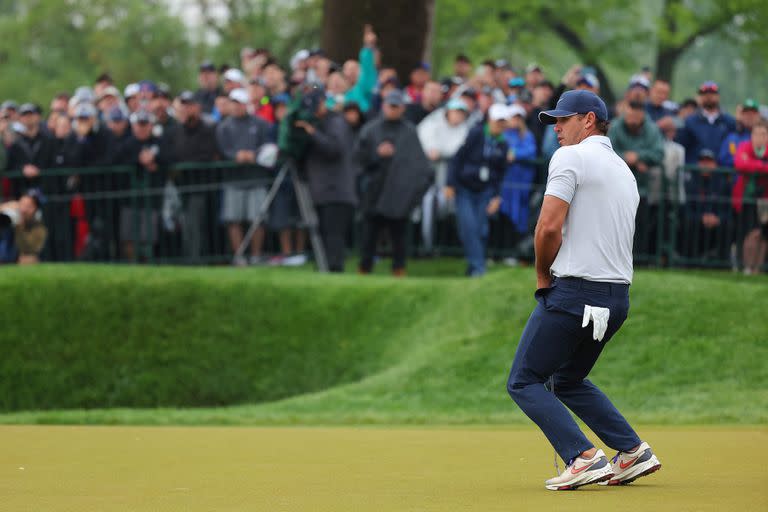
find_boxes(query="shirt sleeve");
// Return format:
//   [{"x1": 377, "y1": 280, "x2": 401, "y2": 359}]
[{"x1": 545, "y1": 147, "x2": 581, "y2": 204}]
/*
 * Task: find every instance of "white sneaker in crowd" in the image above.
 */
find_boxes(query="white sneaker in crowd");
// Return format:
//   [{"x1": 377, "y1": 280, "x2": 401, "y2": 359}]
[
  {"x1": 282, "y1": 253, "x2": 308, "y2": 267},
  {"x1": 544, "y1": 449, "x2": 614, "y2": 491}
]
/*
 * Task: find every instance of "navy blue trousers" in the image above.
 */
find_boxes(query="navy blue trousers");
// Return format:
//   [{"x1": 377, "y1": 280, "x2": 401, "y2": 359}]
[{"x1": 507, "y1": 277, "x2": 642, "y2": 463}]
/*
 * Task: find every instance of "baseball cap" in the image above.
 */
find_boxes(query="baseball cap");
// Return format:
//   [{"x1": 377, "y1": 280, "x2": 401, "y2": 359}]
[
  {"x1": 698, "y1": 81, "x2": 719, "y2": 94},
  {"x1": 508, "y1": 77, "x2": 525, "y2": 88},
  {"x1": 138, "y1": 80, "x2": 158, "y2": 95},
  {"x1": 445, "y1": 98, "x2": 469, "y2": 112},
  {"x1": 628, "y1": 74, "x2": 650, "y2": 91},
  {"x1": 106, "y1": 107, "x2": 128, "y2": 122},
  {"x1": 577, "y1": 73, "x2": 600, "y2": 89},
  {"x1": 124, "y1": 83, "x2": 140, "y2": 99},
  {"x1": 290, "y1": 49, "x2": 310, "y2": 70},
  {"x1": 223, "y1": 68, "x2": 246, "y2": 84},
  {"x1": 73, "y1": 86, "x2": 96, "y2": 103},
  {"x1": 508, "y1": 104, "x2": 527, "y2": 118},
  {"x1": 538, "y1": 89, "x2": 608, "y2": 125},
  {"x1": 1, "y1": 100, "x2": 18, "y2": 111},
  {"x1": 19, "y1": 103, "x2": 40, "y2": 115},
  {"x1": 488, "y1": 103, "x2": 511, "y2": 121},
  {"x1": 742, "y1": 98, "x2": 759, "y2": 111},
  {"x1": 97, "y1": 85, "x2": 121, "y2": 101},
  {"x1": 178, "y1": 90, "x2": 198, "y2": 104},
  {"x1": 228, "y1": 88, "x2": 250, "y2": 104},
  {"x1": 698, "y1": 148, "x2": 716, "y2": 161},
  {"x1": 156, "y1": 83, "x2": 172, "y2": 99},
  {"x1": 525, "y1": 63, "x2": 542, "y2": 73},
  {"x1": 129, "y1": 110, "x2": 155, "y2": 124},
  {"x1": 74, "y1": 103, "x2": 97, "y2": 118},
  {"x1": 383, "y1": 89, "x2": 405, "y2": 106},
  {"x1": 461, "y1": 87, "x2": 478, "y2": 100},
  {"x1": 199, "y1": 60, "x2": 216, "y2": 72}
]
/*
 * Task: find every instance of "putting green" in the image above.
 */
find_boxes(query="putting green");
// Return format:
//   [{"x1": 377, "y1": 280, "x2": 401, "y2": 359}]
[{"x1": 1, "y1": 426, "x2": 765, "y2": 511}]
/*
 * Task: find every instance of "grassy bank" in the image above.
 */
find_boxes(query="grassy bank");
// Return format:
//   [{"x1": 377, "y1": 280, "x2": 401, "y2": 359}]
[{"x1": 1, "y1": 263, "x2": 766, "y2": 425}]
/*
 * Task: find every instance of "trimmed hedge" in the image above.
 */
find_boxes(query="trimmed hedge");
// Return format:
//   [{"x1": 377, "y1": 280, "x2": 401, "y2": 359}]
[
  {"x1": 1, "y1": 264, "x2": 767, "y2": 425},
  {"x1": 0, "y1": 265, "x2": 435, "y2": 410}
]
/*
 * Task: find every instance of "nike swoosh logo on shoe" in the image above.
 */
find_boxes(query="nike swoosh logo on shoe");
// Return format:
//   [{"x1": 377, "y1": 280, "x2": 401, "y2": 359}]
[
  {"x1": 570, "y1": 463, "x2": 592, "y2": 475},
  {"x1": 619, "y1": 457, "x2": 638, "y2": 470}
]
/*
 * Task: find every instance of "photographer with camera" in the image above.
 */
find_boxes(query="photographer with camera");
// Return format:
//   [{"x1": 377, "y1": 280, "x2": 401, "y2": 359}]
[
  {"x1": 0, "y1": 193, "x2": 47, "y2": 264},
  {"x1": 292, "y1": 87, "x2": 357, "y2": 272}
]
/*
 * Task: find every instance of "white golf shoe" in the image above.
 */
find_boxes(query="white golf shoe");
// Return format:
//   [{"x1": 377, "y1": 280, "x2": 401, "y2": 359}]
[
  {"x1": 599, "y1": 441, "x2": 662, "y2": 485},
  {"x1": 544, "y1": 449, "x2": 614, "y2": 490}
]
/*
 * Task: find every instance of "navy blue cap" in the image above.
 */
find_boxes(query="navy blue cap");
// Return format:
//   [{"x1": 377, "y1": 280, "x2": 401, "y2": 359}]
[{"x1": 538, "y1": 90, "x2": 608, "y2": 125}]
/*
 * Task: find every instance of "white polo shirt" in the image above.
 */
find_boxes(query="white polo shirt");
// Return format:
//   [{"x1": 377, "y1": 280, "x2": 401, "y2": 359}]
[{"x1": 544, "y1": 135, "x2": 639, "y2": 284}]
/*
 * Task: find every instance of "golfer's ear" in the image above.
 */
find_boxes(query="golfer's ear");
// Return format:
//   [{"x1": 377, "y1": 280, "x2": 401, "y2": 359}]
[{"x1": 585, "y1": 112, "x2": 596, "y2": 129}]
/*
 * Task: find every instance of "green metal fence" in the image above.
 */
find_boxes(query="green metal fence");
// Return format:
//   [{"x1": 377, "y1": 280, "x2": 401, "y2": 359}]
[{"x1": 2, "y1": 160, "x2": 765, "y2": 271}]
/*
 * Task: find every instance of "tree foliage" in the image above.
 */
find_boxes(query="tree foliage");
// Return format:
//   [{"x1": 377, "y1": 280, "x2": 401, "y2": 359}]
[
  {"x1": 0, "y1": 0, "x2": 193, "y2": 105},
  {"x1": 432, "y1": 0, "x2": 768, "y2": 105},
  {"x1": 194, "y1": 0, "x2": 322, "y2": 67}
]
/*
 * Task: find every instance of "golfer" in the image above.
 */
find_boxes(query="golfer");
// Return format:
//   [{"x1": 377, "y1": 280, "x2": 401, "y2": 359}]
[{"x1": 506, "y1": 90, "x2": 662, "y2": 490}]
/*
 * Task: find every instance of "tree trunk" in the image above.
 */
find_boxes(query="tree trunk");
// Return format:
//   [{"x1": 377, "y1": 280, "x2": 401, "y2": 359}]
[
  {"x1": 321, "y1": 0, "x2": 432, "y2": 84},
  {"x1": 654, "y1": 47, "x2": 679, "y2": 83}
]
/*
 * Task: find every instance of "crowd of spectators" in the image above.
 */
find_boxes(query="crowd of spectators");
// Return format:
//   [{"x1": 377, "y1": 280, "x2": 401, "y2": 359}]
[{"x1": 0, "y1": 25, "x2": 766, "y2": 274}]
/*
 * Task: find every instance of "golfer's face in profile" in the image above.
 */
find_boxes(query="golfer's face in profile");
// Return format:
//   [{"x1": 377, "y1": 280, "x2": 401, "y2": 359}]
[{"x1": 553, "y1": 115, "x2": 584, "y2": 147}]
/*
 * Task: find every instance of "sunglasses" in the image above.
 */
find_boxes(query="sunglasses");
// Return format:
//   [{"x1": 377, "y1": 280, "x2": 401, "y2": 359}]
[{"x1": 699, "y1": 84, "x2": 719, "y2": 94}]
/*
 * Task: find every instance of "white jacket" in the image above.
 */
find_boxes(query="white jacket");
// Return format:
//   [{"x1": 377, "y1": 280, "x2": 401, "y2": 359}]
[{"x1": 417, "y1": 109, "x2": 472, "y2": 160}]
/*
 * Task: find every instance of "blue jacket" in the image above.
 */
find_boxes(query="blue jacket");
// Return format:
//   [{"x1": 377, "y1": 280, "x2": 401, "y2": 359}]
[
  {"x1": 676, "y1": 110, "x2": 736, "y2": 164},
  {"x1": 500, "y1": 128, "x2": 537, "y2": 232},
  {"x1": 448, "y1": 123, "x2": 508, "y2": 194},
  {"x1": 718, "y1": 128, "x2": 750, "y2": 168}
]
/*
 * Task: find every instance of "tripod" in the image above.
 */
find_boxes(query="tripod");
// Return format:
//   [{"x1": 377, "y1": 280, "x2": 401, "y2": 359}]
[{"x1": 235, "y1": 160, "x2": 328, "y2": 272}]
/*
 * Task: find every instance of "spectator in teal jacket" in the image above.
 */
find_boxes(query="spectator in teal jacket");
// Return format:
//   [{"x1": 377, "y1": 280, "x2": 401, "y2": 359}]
[
  {"x1": 342, "y1": 25, "x2": 379, "y2": 113},
  {"x1": 608, "y1": 101, "x2": 664, "y2": 176}
]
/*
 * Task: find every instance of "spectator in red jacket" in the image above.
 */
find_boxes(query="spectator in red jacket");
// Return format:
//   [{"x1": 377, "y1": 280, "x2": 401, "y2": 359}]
[{"x1": 733, "y1": 120, "x2": 768, "y2": 274}]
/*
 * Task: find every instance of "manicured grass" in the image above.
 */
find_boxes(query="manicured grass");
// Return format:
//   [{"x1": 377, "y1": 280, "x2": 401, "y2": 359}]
[
  {"x1": 0, "y1": 262, "x2": 766, "y2": 425},
  {"x1": 3, "y1": 426, "x2": 766, "y2": 511}
]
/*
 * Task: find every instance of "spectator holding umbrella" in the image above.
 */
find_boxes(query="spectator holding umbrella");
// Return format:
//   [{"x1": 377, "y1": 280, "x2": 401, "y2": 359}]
[{"x1": 445, "y1": 103, "x2": 510, "y2": 277}]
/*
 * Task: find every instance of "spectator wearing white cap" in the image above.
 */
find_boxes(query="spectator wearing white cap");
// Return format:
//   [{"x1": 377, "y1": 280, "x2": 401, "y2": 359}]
[
  {"x1": 113, "y1": 109, "x2": 170, "y2": 261},
  {"x1": 70, "y1": 102, "x2": 110, "y2": 167},
  {"x1": 96, "y1": 86, "x2": 122, "y2": 119},
  {"x1": 445, "y1": 103, "x2": 510, "y2": 276},
  {"x1": 222, "y1": 68, "x2": 246, "y2": 94},
  {"x1": 124, "y1": 83, "x2": 141, "y2": 113},
  {"x1": 215, "y1": 87, "x2": 272, "y2": 266}
]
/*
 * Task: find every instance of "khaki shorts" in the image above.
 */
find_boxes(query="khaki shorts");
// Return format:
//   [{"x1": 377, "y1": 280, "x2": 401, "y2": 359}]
[{"x1": 220, "y1": 185, "x2": 268, "y2": 223}]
